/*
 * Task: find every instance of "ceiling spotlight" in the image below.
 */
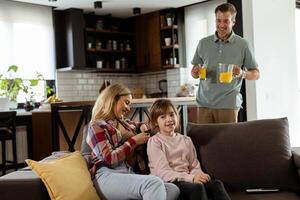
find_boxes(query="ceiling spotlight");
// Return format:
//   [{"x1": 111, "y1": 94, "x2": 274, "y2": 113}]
[
  {"x1": 94, "y1": 1, "x2": 102, "y2": 9},
  {"x1": 48, "y1": 0, "x2": 57, "y2": 2},
  {"x1": 133, "y1": 7, "x2": 141, "y2": 15}
]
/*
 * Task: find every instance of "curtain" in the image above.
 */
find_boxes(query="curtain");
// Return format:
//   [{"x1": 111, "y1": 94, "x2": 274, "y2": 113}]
[{"x1": 0, "y1": 0, "x2": 55, "y2": 80}]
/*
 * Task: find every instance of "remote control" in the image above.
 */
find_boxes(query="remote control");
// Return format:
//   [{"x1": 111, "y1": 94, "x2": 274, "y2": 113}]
[{"x1": 246, "y1": 188, "x2": 279, "y2": 193}]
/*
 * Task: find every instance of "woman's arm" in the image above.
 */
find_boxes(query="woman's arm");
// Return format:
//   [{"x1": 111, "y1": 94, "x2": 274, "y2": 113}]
[
  {"x1": 86, "y1": 120, "x2": 137, "y2": 168},
  {"x1": 147, "y1": 136, "x2": 194, "y2": 183}
]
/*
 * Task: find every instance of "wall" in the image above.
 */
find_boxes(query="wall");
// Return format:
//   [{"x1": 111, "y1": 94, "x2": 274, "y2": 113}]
[
  {"x1": 184, "y1": 0, "x2": 225, "y2": 83},
  {"x1": 56, "y1": 71, "x2": 167, "y2": 101},
  {"x1": 243, "y1": 0, "x2": 299, "y2": 146}
]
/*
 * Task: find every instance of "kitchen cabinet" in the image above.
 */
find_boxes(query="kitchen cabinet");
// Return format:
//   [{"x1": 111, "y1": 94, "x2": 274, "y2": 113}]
[
  {"x1": 84, "y1": 14, "x2": 136, "y2": 72},
  {"x1": 160, "y1": 8, "x2": 185, "y2": 69},
  {"x1": 54, "y1": 9, "x2": 87, "y2": 70},
  {"x1": 135, "y1": 12, "x2": 162, "y2": 71}
]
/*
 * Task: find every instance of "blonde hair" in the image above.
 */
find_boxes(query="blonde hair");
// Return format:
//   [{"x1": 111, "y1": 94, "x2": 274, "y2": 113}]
[
  {"x1": 149, "y1": 99, "x2": 179, "y2": 132},
  {"x1": 92, "y1": 84, "x2": 131, "y2": 121}
]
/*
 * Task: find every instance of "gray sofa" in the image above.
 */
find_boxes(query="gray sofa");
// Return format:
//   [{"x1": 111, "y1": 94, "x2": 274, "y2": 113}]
[
  {"x1": 188, "y1": 117, "x2": 300, "y2": 200},
  {"x1": 1, "y1": 117, "x2": 300, "y2": 200}
]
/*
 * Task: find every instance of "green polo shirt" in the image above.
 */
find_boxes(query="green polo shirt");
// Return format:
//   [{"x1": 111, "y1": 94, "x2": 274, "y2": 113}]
[{"x1": 191, "y1": 32, "x2": 258, "y2": 109}]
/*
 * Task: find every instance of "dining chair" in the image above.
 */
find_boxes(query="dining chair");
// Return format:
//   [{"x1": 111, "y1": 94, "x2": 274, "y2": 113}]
[
  {"x1": 0, "y1": 111, "x2": 17, "y2": 175},
  {"x1": 51, "y1": 101, "x2": 94, "y2": 152}
]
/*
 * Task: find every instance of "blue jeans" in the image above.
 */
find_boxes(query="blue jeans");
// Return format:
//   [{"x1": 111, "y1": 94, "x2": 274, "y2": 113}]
[{"x1": 94, "y1": 165, "x2": 179, "y2": 200}]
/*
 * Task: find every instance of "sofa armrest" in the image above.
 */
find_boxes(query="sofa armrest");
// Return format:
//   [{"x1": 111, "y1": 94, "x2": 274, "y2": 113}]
[
  {"x1": 292, "y1": 147, "x2": 300, "y2": 168},
  {"x1": 292, "y1": 147, "x2": 300, "y2": 180}
]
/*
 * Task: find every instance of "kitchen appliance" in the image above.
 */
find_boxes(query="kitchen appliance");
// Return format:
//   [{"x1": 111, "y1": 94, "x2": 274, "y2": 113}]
[{"x1": 159, "y1": 79, "x2": 168, "y2": 97}]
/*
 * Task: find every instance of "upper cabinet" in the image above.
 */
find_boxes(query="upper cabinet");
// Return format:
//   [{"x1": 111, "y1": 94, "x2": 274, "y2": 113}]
[
  {"x1": 54, "y1": 9, "x2": 86, "y2": 70},
  {"x1": 135, "y1": 12, "x2": 161, "y2": 72},
  {"x1": 160, "y1": 8, "x2": 185, "y2": 69},
  {"x1": 54, "y1": 8, "x2": 185, "y2": 72},
  {"x1": 84, "y1": 14, "x2": 136, "y2": 72}
]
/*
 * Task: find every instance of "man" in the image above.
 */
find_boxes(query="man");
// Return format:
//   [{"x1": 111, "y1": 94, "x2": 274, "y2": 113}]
[{"x1": 191, "y1": 3, "x2": 260, "y2": 123}]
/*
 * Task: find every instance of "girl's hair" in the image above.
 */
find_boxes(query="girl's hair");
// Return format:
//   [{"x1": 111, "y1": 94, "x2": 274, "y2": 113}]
[
  {"x1": 92, "y1": 84, "x2": 131, "y2": 121},
  {"x1": 149, "y1": 99, "x2": 179, "y2": 132}
]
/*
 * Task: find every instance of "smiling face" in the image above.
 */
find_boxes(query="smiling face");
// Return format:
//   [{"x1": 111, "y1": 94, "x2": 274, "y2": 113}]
[
  {"x1": 215, "y1": 11, "x2": 235, "y2": 41},
  {"x1": 156, "y1": 106, "x2": 178, "y2": 136},
  {"x1": 113, "y1": 94, "x2": 132, "y2": 119}
]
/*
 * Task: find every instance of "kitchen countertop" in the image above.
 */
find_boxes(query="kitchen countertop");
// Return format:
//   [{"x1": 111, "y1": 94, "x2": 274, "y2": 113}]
[
  {"x1": 131, "y1": 96, "x2": 196, "y2": 107},
  {"x1": 15, "y1": 96, "x2": 196, "y2": 115}
]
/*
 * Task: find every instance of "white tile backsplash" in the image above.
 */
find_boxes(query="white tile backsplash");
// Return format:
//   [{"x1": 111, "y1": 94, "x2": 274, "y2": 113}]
[{"x1": 56, "y1": 69, "x2": 189, "y2": 101}]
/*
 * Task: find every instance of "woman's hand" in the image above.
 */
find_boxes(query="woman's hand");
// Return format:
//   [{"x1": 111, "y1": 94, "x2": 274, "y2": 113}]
[
  {"x1": 140, "y1": 123, "x2": 150, "y2": 133},
  {"x1": 132, "y1": 132, "x2": 150, "y2": 145},
  {"x1": 193, "y1": 171, "x2": 211, "y2": 184}
]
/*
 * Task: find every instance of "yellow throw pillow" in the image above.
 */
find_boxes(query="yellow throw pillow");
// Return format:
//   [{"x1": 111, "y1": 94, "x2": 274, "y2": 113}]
[{"x1": 26, "y1": 151, "x2": 100, "y2": 200}]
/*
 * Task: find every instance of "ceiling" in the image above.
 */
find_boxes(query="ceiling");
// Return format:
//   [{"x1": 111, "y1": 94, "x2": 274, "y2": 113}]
[{"x1": 11, "y1": 0, "x2": 205, "y2": 18}]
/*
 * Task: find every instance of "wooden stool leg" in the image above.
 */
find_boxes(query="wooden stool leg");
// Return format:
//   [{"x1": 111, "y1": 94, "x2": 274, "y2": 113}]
[{"x1": 2, "y1": 140, "x2": 6, "y2": 175}]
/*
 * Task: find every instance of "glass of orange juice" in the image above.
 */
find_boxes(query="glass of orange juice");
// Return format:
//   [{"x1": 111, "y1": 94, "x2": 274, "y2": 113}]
[
  {"x1": 219, "y1": 63, "x2": 233, "y2": 83},
  {"x1": 199, "y1": 64, "x2": 207, "y2": 80}
]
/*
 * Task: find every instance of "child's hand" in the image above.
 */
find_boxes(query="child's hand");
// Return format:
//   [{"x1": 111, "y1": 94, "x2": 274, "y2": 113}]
[
  {"x1": 132, "y1": 132, "x2": 150, "y2": 145},
  {"x1": 193, "y1": 171, "x2": 211, "y2": 184}
]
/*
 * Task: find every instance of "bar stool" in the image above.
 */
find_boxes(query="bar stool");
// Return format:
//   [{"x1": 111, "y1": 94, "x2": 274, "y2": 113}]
[
  {"x1": 0, "y1": 111, "x2": 17, "y2": 175},
  {"x1": 51, "y1": 102, "x2": 93, "y2": 152}
]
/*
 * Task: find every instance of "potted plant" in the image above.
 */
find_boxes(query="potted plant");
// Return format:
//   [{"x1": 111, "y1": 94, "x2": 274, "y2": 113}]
[
  {"x1": 0, "y1": 65, "x2": 46, "y2": 110},
  {"x1": 165, "y1": 12, "x2": 175, "y2": 26}
]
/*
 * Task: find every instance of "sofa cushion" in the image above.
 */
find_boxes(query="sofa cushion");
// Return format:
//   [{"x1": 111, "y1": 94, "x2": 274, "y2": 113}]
[
  {"x1": 26, "y1": 151, "x2": 100, "y2": 200},
  {"x1": 187, "y1": 118, "x2": 300, "y2": 191}
]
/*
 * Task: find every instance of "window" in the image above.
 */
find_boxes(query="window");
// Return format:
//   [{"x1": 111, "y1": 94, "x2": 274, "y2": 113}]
[{"x1": 0, "y1": 0, "x2": 55, "y2": 102}]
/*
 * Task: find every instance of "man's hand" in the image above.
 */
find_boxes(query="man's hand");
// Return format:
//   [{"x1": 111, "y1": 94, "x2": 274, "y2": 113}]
[
  {"x1": 193, "y1": 171, "x2": 211, "y2": 184},
  {"x1": 232, "y1": 65, "x2": 243, "y2": 77},
  {"x1": 191, "y1": 65, "x2": 201, "y2": 79}
]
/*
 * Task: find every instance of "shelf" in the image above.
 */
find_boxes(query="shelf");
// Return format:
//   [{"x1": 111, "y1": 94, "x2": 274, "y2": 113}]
[
  {"x1": 162, "y1": 64, "x2": 180, "y2": 69},
  {"x1": 86, "y1": 48, "x2": 134, "y2": 54},
  {"x1": 161, "y1": 44, "x2": 179, "y2": 49},
  {"x1": 85, "y1": 28, "x2": 134, "y2": 36},
  {"x1": 161, "y1": 25, "x2": 178, "y2": 30}
]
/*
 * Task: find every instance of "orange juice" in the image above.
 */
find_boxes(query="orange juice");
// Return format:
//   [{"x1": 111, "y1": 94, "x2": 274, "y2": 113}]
[
  {"x1": 199, "y1": 67, "x2": 206, "y2": 80},
  {"x1": 219, "y1": 72, "x2": 233, "y2": 83}
]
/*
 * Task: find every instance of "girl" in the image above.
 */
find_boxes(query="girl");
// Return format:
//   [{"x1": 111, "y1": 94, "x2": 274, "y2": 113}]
[
  {"x1": 86, "y1": 84, "x2": 179, "y2": 200},
  {"x1": 147, "y1": 99, "x2": 231, "y2": 200}
]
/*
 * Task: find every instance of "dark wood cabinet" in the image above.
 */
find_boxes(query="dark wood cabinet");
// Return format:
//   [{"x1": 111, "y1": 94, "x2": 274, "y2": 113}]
[
  {"x1": 160, "y1": 8, "x2": 185, "y2": 69},
  {"x1": 84, "y1": 15, "x2": 136, "y2": 72},
  {"x1": 135, "y1": 12, "x2": 162, "y2": 71},
  {"x1": 54, "y1": 9, "x2": 87, "y2": 70}
]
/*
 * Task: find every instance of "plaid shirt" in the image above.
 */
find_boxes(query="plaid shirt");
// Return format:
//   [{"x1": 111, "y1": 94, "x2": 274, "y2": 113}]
[{"x1": 86, "y1": 119, "x2": 138, "y2": 172}]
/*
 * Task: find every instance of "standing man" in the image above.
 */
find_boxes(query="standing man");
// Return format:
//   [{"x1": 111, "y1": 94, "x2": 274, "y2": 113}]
[{"x1": 191, "y1": 3, "x2": 259, "y2": 123}]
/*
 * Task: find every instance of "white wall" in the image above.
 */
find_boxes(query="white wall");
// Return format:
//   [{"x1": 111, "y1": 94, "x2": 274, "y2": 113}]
[{"x1": 243, "y1": 0, "x2": 300, "y2": 146}]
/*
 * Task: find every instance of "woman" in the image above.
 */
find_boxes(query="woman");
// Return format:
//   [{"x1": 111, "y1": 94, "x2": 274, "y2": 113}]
[{"x1": 86, "y1": 84, "x2": 179, "y2": 200}]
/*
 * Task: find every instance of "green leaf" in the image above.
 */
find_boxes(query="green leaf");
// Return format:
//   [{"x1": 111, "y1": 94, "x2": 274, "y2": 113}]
[{"x1": 7, "y1": 65, "x2": 18, "y2": 72}]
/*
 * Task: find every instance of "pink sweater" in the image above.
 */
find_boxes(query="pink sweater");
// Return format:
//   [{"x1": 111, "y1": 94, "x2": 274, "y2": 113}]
[{"x1": 147, "y1": 133, "x2": 202, "y2": 183}]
